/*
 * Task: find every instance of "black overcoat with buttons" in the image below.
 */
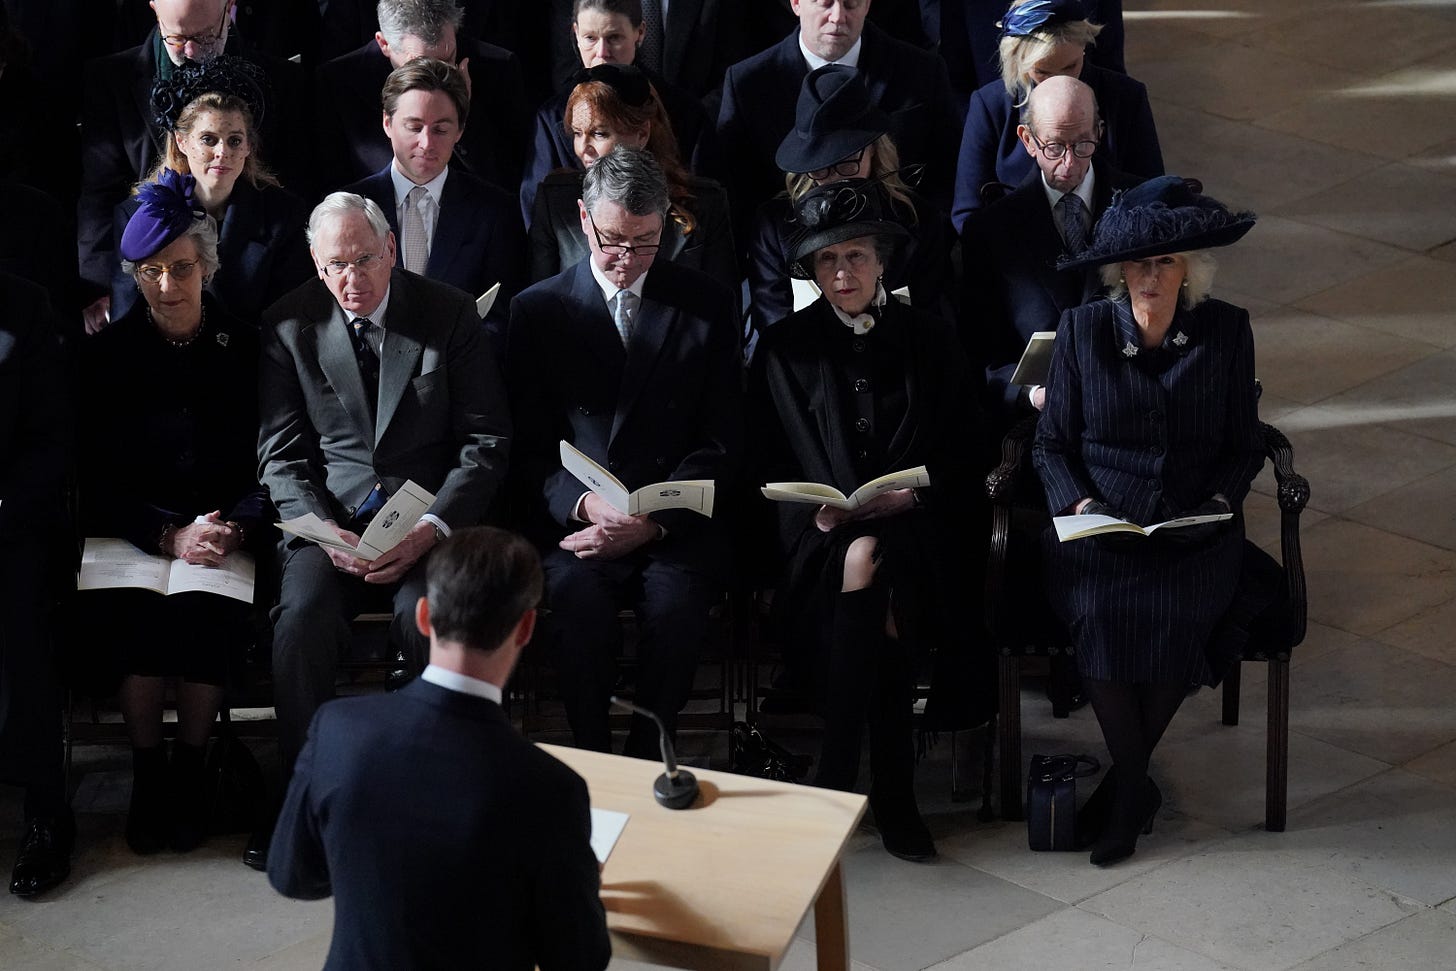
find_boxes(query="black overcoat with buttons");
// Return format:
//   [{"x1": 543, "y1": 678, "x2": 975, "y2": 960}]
[{"x1": 1033, "y1": 296, "x2": 1265, "y2": 684}]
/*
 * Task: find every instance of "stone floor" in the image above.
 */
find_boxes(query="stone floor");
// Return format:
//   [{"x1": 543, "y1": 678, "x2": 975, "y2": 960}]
[{"x1": 6, "y1": 1, "x2": 1456, "y2": 968}]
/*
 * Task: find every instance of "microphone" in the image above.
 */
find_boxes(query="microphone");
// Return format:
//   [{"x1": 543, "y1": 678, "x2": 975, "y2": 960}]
[{"x1": 609, "y1": 696, "x2": 699, "y2": 810}]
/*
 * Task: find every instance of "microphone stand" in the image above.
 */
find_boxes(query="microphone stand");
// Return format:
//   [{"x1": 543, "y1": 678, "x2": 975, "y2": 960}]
[{"x1": 610, "y1": 696, "x2": 700, "y2": 810}]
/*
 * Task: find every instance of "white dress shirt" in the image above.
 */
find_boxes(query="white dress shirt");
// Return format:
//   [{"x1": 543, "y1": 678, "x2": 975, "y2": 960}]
[
  {"x1": 420, "y1": 664, "x2": 504, "y2": 704},
  {"x1": 799, "y1": 32, "x2": 863, "y2": 71}
]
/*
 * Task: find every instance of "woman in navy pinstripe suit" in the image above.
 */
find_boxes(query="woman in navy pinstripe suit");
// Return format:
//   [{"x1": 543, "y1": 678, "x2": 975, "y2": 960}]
[{"x1": 1034, "y1": 177, "x2": 1262, "y2": 865}]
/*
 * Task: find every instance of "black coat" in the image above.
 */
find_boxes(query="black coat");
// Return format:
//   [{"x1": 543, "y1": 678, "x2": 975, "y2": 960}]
[
  {"x1": 267, "y1": 679, "x2": 610, "y2": 971},
  {"x1": 506, "y1": 258, "x2": 743, "y2": 574},
  {"x1": 111, "y1": 180, "x2": 312, "y2": 326},
  {"x1": 950, "y1": 62, "x2": 1162, "y2": 232}
]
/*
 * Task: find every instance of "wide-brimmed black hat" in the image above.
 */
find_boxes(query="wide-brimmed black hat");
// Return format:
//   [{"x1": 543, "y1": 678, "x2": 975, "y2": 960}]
[
  {"x1": 775, "y1": 65, "x2": 890, "y2": 175},
  {"x1": 787, "y1": 179, "x2": 910, "y2": 279},
  {"x1": 150, "y1": 55, "x2": 270, "y2": 132},
  {"x1": 1057, "y1": 175, "x2": 1256, "y2": 271}
]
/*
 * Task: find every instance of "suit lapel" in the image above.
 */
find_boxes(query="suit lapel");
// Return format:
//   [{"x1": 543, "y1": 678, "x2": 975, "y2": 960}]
[
  {"x1": 375, "y1": 273, "x2": 425, "y2": 443},
  {"x1": 662, "y1": 0, "x2": 704, "y2": 81},
  {"x1": 314, "y1": 296, "x2": 376, "y2": 442},
  {"x1": 609, "y1": 270, "x2": 671, "y2": 444},
  {"x1": 427, "y1": 170, "x2": 471, "y2": 280}
]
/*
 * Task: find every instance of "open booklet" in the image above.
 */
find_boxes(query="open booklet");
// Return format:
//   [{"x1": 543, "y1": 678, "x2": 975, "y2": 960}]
[
  {"x1": 278, "y1": 480, "x2": 437, "y2": 560},
  {"x1": 1053, "y1": 512, "x2": 1234, "y2": 543},
  {"x1": 78, "y1": 537, "x2": 255, "y2": 604},
  {"x1": 761, "y1": 466, "x2": 931, "y2": 511},
  {"x1": 560, "y1": 441, "x2": 714, "y2": 517},
  {"x1": 475, "y1": 282, "x2": 501, "y2": 319},
  {"x1": 790, "y1": 278, "x2": 913, "y2": 312},
  {"x1": 1010, "y1": 331, "x2": 1057, "y2": 387}
]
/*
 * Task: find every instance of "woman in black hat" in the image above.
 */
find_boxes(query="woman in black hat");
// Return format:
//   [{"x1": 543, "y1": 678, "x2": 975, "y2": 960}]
[
  {"x1": 749, "y1": 64, "x2": 953, "y2": 337},
  {"x1": 1034, "y1": 176, "x2": 1263, "y2": 865},
  {"x1": 81, "y1": 170, "x2": 270, "y2": 855},
  {"x1": 105, "y1": 56, "x2": 311, "y2": 330},
  {"x1": 751, "y1": 179, "x2": 989, "y2": 862},
  {"x1": 527, "y1": 63, "x2": 736, "y2": 295},
  {"x1": 950, "y1": 0, "x2": 1162, "y2": 232}
]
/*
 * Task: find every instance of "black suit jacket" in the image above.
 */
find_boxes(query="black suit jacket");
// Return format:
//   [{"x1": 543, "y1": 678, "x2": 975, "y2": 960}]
[
  {"x1": 267, "y1": 678, "x2": 610, "y2": 971},
  {"x1": 346, "y1": 164, "x2": 526, "y2": 339},
  {"x1": 0, "y1": 274, "x2": 69, "y2": 544},
  {"x1": 77, "y1": 30, "x2": 312, "y2": 292},
  {"x1": 111, "y1": 180, "x2": 312, "y2": 326},
  {"x1": 506, "y1": 259, "x2": 743, "y2": 573},
  {"x1": 314, "y1": 38, "x2": 528, "y2": 193},
  {"x1": 960, "y1": 161, "x2": 1142, "y2": 420},
  {"x1": 715, "y1": 22, "x2": 961, "y2": 240}
]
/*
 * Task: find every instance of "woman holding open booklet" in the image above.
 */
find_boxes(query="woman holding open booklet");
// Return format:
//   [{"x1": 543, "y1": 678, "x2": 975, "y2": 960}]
[
  {"x1": 1032, "y1": 176, "x2": 1264, "y2": 866},
  {"x1": 752, "y1": 179, "x2": 986, "y2": 863}
]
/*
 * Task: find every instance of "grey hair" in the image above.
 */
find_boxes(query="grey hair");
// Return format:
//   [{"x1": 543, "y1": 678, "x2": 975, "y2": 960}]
[
  {"x1": 307, "y1": 192, "x2": 391, "y2": 246},
  {"x1": 1099, "y1": 250, "x2": 1218, "y2": 310},
  {"x1": 377, "y1": 0, "x2": 464, "y2": 48},
  {"x1": 122, "y1": 214, "x2": 221, "y2": 284},
  {"x1": 581, "y1": 147, "x2": 669, "y2": 218}
]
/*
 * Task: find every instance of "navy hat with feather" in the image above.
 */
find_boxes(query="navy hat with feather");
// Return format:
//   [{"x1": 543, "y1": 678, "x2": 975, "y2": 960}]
[
  {"x1": 1056, "y1": 175, "x2": 1256, "y2": 271},
  {"x1": 120, "y1": 169, "x2": 205, "y2": 262}
]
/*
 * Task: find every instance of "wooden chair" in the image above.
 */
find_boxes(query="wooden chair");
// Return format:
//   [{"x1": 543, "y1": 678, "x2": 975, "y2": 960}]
[{"x1": 984, "y1": 416, "x2": 1309, "y2": 831}]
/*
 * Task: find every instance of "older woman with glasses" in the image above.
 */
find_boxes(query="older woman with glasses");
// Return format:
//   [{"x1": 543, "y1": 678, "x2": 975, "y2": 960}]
[
  {"x1": 950, "y1": 0, "x2": 1162, "y2": 232},
  {"x1": 80, "y1": 170, "x2": 269, "y2": 856}
]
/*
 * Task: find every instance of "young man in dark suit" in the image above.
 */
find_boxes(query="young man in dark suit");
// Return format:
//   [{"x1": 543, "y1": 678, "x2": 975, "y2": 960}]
[
  {"x1": 961, "y1": 75, "x2": 1141, "y2": 429},
  {"x1": 506, "y1": 148, "x2": 742, "y2": 759},
  {"x1": 254, "y1": 191, "x2": 511, "y2": 867},
  {"x1": 344, "y1": 57, "x2": 525, "y2": 342},
  {"x1": 268, "y1": 527, "x2": 611, "y2": 971}
]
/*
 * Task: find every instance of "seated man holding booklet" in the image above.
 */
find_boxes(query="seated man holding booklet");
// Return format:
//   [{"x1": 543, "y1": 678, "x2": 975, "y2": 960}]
[
  {"x1": 750, "y1": 179, "x2": 987, "y2": 863},
  {"x1": 505, "y1": 148, "x2": 741, "y2": 760},
  {"x1": 256, "y1": 191, "x2": 510, "y2": 868}
]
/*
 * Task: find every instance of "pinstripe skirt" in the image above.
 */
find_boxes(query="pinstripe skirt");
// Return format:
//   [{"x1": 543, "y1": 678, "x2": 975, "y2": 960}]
[{"x1": 1040, "y1": 525, "x2": 1245, "y2": 686}]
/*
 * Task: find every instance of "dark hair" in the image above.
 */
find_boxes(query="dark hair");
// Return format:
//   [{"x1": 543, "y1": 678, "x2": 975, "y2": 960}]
[
  {"x1": 573, "y1": 0, "x2": 643, "y2": 27},
  {"x1": 382, "y1": 57, "x2": 470, "y2": 126},
  {"x1": 425, "y1": 527, "x2": 543, "y2": 652}
]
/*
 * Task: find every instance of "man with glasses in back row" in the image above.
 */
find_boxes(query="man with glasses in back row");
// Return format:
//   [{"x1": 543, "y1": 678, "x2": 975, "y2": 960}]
[
  {"x1": 505, "y1": 148, "x2": 742, "y2": 760},
  {"x1": 252, "y1": 192, "x2": 511, "y2": 869},
  {"x1": 78, "y1": 0, "x2": 310, "y2": 334}
]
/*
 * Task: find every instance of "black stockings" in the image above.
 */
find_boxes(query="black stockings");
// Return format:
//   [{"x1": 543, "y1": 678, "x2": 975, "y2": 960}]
[{"x1": 1084, "y1": 677, "x2": 1186, "y2": 832}]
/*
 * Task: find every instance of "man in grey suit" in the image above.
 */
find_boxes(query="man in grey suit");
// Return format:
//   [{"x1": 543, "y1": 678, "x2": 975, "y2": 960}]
[{"x1": 254, "y1": 191, "x2": 510, "y2": 867}]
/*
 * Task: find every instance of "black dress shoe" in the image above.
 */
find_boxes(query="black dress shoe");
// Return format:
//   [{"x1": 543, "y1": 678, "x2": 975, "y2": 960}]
[
  {"x1": 242, "y1": 821, "x2": 272, "y2": 871},
  {"x1": 1074, "y1": 766, "x2": 1118, "y2": 850},
  {"x1": 10, "y1": 810, "x2": 76, "y2": 897},
  {"x1": 1089, "y1": 778, "x2": 1162, "y2": 867},
  {"x1": 869, "y1": 787, "x2": 937, "y2": 863}
]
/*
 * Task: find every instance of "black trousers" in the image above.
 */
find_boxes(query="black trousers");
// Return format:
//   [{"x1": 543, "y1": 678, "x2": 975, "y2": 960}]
[
  {"x1": 542, "y1": 549, "x2": 714, "y2": 759},
  {"x1": 270, "y1": 542, "x2": 428, "y2": 778},
  {"x1": 0, "y1": 539, "x2": 66, "y2": 815}
]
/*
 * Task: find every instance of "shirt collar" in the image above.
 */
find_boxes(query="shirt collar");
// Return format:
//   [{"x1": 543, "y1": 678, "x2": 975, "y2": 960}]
[
  {"x1": 351, "y1": 284, "x2": 391, "y2": 327},
  {"x1": 390, "y1": 161, "x2": 450, "y2": 210},
  {"x1": 827, "y1": 280, "x2": 886, "y2": 335},
  {"x1": 1040, "y1": 165, "x2": 1097, "y2": 214},
  {"x1": 799, "y1": 32, "x2": 863, "y2": 71},
  {"x1": 421, "y1": 664, "x2": 503, "y2": 704},
  {"x1": 587, "y1": 255, "x2": 648, "y2": 307}
]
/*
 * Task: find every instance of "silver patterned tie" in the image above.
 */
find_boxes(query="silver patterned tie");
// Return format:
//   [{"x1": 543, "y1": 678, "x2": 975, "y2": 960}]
[
  {"x1": 401, "y1": 185, "x2": 430, "y2": 273},
  {"x1": 1057, "y1": 193, "x2": 1088, "y2": 253},
  {"x1": 612, "y1": 289, "x2": 636, "y2": 347}
]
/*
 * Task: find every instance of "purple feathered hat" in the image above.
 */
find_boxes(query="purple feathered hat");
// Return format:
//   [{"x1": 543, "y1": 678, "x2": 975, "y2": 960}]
[
  {"x1": 1056, "y1": 176, "x2": 1256, "y2": 271},
  {"x1": 119, "y1": 169, "x2": 205, "y2": 262}
]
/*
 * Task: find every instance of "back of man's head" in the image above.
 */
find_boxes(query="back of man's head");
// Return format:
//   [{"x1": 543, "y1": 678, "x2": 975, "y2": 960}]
[
  {"x1": 426, "y1": 528, "x2": 543, "y2": 652},
  {"x1": 581, "y1": 146, "x2": 669, "y2": 218}
]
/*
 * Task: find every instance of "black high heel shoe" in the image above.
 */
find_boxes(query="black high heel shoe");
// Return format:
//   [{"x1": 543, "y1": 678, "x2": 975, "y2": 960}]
[
  {"x1": 869, "y1": 785, "x2": 937, "y2": 863},
  {"x1": 1075, "y1": 766, "x2": 1118, "y2": 850},
  {"x1": 1089, "y1": 778, "x2": 1162, "y2": 867}
]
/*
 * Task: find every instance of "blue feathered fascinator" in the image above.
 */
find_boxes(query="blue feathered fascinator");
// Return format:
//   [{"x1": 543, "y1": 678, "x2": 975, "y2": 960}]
[
  {"x1": 1056, "y1": 175, "x2": 1257, "y2": 271},
  {"x1": 999, "y1": 0, "x2": 1088, "y2": 38},
  {"x1": 119, "y1": 169, "x2": 204, "y2": 262}
]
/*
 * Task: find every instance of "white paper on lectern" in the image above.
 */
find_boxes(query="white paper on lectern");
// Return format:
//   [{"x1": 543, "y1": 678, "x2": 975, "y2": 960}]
[{"x1": 589, "y1": 808, "x2": 629, "y2": 865}]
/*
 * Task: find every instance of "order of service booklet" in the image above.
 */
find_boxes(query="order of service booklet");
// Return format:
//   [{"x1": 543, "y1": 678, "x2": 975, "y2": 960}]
[
  {"x1": 1053, "y1": 512, "x2": 1234, "y2": 543},
  {"x1": 277, "y1": 480, "x2": 437, "y2": 560},
  {"x1": 1010, "y1": 331, "x2": 1057, "y2": 387},
  {"x1": 78, "y1": 537, "x2": 256, "y2": 604},
  {"x1": 560, "y1": 441, "x2": 715, "y2": 517},
  {"x1": 761, "y1": 466, "x2": 931, "y2": 511}
]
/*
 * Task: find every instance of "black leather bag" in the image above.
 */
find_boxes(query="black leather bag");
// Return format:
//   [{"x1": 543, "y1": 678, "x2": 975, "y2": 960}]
[
  {"x1": 729, "y1": 721, "x2": 813, "y2": 783},
  {"x1": 205, "y1": 724, "x2": 266, "y2": 835},
  {"x1": 1026, "y1": 753, "x2": 1100, "y2": 851}
]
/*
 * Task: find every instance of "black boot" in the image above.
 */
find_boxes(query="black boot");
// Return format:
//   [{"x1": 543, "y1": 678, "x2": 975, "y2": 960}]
[
  {"x1": 812, "y1": 588, "x2": 882, "y2": 791},
  {"x1": 867, "y1": 648, "x2": 935, "y2": 863},
  {"x1": 126, "y1": 745, "x2": 170, "y2": 855},
  {"x1": 169, "y1": 740, "x2": 209, "y2": 852},
  {"x1": 1089, "y1": 775, "x2": 1162, "y2": 867}
]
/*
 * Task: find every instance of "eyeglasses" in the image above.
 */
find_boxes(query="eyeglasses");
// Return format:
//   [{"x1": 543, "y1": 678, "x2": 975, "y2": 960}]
[
  {"x1": 158, "y1": 7, "x2": 229, "y2": 51},
  {"x1": 136, "y1": 259, "x2": 201, "y2": 283},
  {"x1": 320, "y1": 251, "x2": 387, "y2": 278},
  {"x1": 1028, "y1": 129, "x2": 1100, "y2": 161},
  {"x1": 588, "y1": 213, "x2": 661, "y2": 257},
  {"x1": 808, "y1": 147, "x2": 867, "y2": 181}
]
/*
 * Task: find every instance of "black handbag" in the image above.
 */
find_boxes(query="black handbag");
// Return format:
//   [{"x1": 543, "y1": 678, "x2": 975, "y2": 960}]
[
  {"x1": 205, "y1": 723, "x2": 267, "y2": 835},
  {"x1": 1026, "y1": 753, "x2": 1100, "y2": 851},
  {"x1": 729, "y1": 721, "x2": 813, "y2": 782}
]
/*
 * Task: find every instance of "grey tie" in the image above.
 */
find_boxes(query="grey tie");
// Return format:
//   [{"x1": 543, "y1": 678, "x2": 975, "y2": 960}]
[
  {"x1": 1057, "y1": 193, "x2": 1088, "y2": 252},
  {"x1": 612, "y1": 289, "x2": 636, "y2": 347},
  {"x1": 402, "y1": 185, "x2": 430, "y2": 273},
  {"x1": 639, "y1": 0, "x2": 665, "y2": 75}
]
